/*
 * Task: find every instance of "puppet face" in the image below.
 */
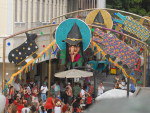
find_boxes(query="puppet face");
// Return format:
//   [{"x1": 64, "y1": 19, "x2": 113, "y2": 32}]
[{"x1": 68, "y1": 44, "x2": 81, "y2": 62}]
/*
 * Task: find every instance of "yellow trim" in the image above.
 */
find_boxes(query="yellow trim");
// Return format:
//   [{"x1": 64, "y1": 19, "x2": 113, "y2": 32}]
[
  {"x1": 67, "y1": 38, "x2": 82, "y2": 41},
  {"x1": 17, "y1": 50, "x2": 38, "y2": 66}
]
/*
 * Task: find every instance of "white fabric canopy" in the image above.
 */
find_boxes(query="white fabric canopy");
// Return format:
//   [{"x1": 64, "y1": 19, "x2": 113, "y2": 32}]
[
  {"x1": 54, "y1": 69, "x2": 93, "y2": 78},
  {"x1": 96, "y1": 89, "x2": 133, "y2": 101}
]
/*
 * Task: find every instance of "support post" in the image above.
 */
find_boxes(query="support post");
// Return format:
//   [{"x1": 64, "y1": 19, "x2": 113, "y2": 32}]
[
  {"x1": 127, "y1": 77, "x2": 130, "y2": 97},
  {"x1": 93, "y1": 70, "x2": 97, "y2": 100},
  {"x1": 143, "y1": 46, "x2": 147, "y2": 87},
  {"x1": 48, "y1": 59, "x2": 51, "y2": 97},
  {"x1": 2, "y1": 39, "x2": 6, "y2": 93}
]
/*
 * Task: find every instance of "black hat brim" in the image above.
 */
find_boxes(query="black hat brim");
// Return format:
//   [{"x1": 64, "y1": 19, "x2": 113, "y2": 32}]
[{"x1": 63, "y1": 39, "x2": 82, "y2": 45}]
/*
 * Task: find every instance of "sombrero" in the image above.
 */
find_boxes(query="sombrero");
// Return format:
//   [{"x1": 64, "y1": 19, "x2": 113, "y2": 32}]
[
  {"x1": 85, "y1": 9, "x2": 113, "y2": 29},
  {"x1": 55, "y1": 18, "x2": 91, "y2": 51}
]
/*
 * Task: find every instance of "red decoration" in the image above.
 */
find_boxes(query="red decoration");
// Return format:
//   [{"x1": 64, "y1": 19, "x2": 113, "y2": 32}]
[
  {"x1": 134, "y1": 58, "x2": 142, "y2": 72},
  {"x1": 43, "y1": 45, "x2": 45, "y2": 48},
  {"x1": 76, "y1": 15, "x2": 80, "y2": 18},
  {"x1": 140, "y1": 48, "x2": 144, "y2": 51}
]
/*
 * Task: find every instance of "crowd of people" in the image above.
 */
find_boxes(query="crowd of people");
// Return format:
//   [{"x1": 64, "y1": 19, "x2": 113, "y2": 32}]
[
  {"x1": 113, "y1": 75, "x2": 136, "y2": 93},
  {"x1": 4, "y1": 79, "x2": 96, "y2": 113},
  {"x1": 3, "y1": 74, "x2": 137, "y2": 113}
]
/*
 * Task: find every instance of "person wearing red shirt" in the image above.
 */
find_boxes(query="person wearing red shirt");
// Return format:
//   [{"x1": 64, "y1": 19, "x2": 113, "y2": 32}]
[
  {"x1": 86, "y1": 93, "x2": 93, "y2": 109},
  {"x1": 16, "y1": 100, "x2": 24, "y2": 113},
  {"x1": 44, "y1": 94, "x2": 55, "y2": 113}
]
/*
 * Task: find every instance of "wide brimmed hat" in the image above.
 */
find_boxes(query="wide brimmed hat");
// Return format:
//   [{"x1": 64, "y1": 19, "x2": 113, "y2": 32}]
[
  {"x1": 63, "y1": 23, "x2": 82, "y2": 45},
  {"x1": 85, "y1": 9, "x2": 113, "y2": 29},
  {"x1": 55, "y1": 19, "x2": 91, "y2": 51}
]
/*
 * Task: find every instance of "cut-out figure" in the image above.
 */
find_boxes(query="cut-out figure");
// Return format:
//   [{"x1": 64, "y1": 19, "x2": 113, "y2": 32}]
[{"x1": 8, "y1": 33, "x2": 38, "y2": 66}]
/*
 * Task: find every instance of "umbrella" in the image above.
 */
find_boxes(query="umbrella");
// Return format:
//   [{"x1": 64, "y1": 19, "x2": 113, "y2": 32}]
[
  {"x1": 95, "y1": 89, "x2": 133, "y2": 101},
  {"x1": 54, "y1": 69, "x2": 93, "y2": 78}
]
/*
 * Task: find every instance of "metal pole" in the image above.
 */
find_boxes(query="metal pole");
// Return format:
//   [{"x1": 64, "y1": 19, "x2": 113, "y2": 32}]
[
  {"x1": 127, "y1": 77, "x2": 130, "y2": 97},
  {"x1": 2, "y1": 39, "x2": 6, "y2": 93},
  {"x1": 143, "y1": 46, "x2": 147, "y2": 87},
  {"x1": 48, "y1": 20, "x2": 53, "y2": 97},
  {"x1": 48, "y1": 59, "x2": 51, "y2": 96},
  {"x1": 94, "y1": 70, "x2": 97, "y2": 100}
]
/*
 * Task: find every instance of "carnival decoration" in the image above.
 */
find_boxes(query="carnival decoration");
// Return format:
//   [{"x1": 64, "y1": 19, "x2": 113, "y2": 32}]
[
  {"x1": 7, "y1": 42, "x2": 11, "y2": 46},
  {"x1": 88, "y1": 60, "x2": 109, "y2": 72},
  {"x1": 6, "y1": 40, "x2": 56, "y2": 85},
  {"x1": 93, "y1": 28, "x2": 140, "y2": 68},
  {"x1": 113, "y1": 13, "x2": 150, "y2": 41},
  {"x1": 85, "y1": 9, "x2": 113, "y2": 29},
  {"x1": 8, "y1": 33, "x2": 38, "y2": 66},
  {"x1": 55, "y1": 18, "x2": 91, "y2": 68}
]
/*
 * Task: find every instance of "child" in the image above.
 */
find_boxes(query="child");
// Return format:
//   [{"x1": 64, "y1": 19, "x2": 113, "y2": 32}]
[{"x1": 54, "y1": 98, "x2": 62, "y2": 113}]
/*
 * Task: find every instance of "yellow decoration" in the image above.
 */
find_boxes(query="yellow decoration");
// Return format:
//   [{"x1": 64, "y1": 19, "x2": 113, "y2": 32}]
[
  {"x1": 23, "y1": 47, "x2": 25, "y2": 50},
  {"x1": 16, "y1": 57, "x2": 18, "y2": 60},
  {"x1": 110, "y1": 68, "x2": 117, "y2": 74},
  {"x1": 16, "y1": 50, "x2": 18, "y2": 52},
  {"x1": 30, "y1": 43, "x2": 33, "y2": 46},
  {"x1": 85, "y1": 9, "x2": 113, "y2": 30}
]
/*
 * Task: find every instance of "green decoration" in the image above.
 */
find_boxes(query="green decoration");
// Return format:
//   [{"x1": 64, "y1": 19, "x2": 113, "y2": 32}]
[
  {"x1": 91, "y1": 28, "x2": 95, "y2": 32},
  {"x1": 137, "y1": 81, "x2": 142, "y2": 84},
  {"x1": 40, "y1": 32, "x2": 44, "y2": 35}
]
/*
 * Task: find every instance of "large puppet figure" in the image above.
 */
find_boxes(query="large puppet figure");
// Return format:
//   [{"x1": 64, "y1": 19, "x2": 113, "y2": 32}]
[
  {"x1": 63, "y1": 23, "x2": 82, "y2": 64},
  {"x1": 55, "y1": 19, "x2": 91, "y2": 69}
]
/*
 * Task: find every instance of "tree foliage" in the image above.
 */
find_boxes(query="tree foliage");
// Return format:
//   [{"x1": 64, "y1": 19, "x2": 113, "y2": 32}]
[{"x1": 106, "y1": 0, "x2": 150, "y2": 16}]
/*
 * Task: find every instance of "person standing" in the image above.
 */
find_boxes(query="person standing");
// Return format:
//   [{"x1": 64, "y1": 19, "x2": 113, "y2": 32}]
[
  {"x1": 44, "y1": 93, "x2": 55, "y2": 113},
  {"x1": 13, "y1": 81, "x2": 21, "y2": 93},
  {"x1": 130, "y1": 81, "x2": 136, "y2": 93},
  {"x1": 40, "y1": 83, "x2": 48, "y2": 102},
  {"x1": 65, "y1": 82, "x2": 73, "y2": 105},
  {"x1": 21, "y1": 103, "x2": 30, "y2": 113},
  {"x1": 97, "y1": 82, "x2": 105, "y2": 96},
  {"x1": 52, "y1": 82, "x2": 60, "y2": 98},
  {"x1": 88, "y1": 83, "x2": 94, "y2": 96},
  {"x1": 73, "y1": 83, "x2": 81, "y2": 99}
]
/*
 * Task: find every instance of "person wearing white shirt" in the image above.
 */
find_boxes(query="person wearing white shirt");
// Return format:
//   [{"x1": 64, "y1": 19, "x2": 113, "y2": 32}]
[
  {"x1": 21, "y1": 103, "x2": 30, "y2": 113},
  {"x1": 13, "y1": 81, "x2": 21, "y2": 92},
  {"x1": 40, "y1": 83, "x2": 48, "y2": 102},
  {"x1": 97, "y1": 82, "x2": 105, "y2": 96}
]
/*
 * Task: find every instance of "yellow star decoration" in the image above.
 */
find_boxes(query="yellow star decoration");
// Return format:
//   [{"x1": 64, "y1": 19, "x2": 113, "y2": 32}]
[{"x1": 16, "y1": 57, "x2": 18, "y2": 60}]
